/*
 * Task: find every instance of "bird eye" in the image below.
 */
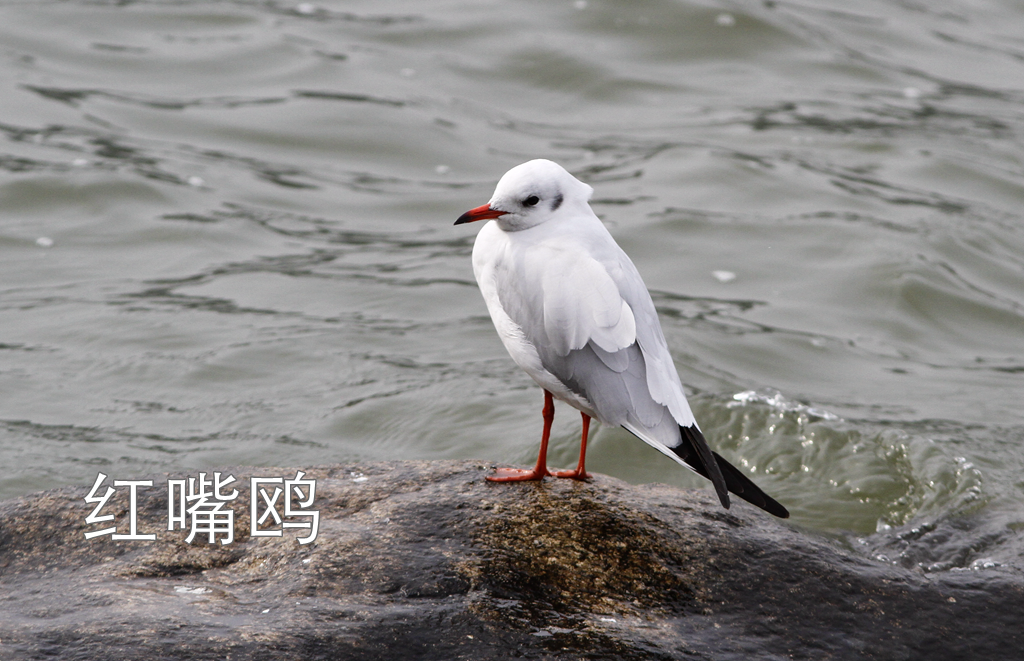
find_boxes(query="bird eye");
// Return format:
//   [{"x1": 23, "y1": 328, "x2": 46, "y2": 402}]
[{"x1": 523, "y1": 195, "x2": 540, "y2": 207}]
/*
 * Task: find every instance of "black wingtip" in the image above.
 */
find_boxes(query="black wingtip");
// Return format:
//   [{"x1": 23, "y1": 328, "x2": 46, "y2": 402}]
[
  {"x1": 712, "y1": 450, "x2": 789, "y2": 518},
  {"x1": 677, "y1": 425, "x2": 730, "y2": 509},
  {"x1": 673, "y1": 425, "x2": 789, "y2": 519}
]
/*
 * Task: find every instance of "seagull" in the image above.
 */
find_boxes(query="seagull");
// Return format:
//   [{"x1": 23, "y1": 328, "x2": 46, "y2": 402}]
[{"x1": 456, "y1": 159, "x2": 788, "y2": 518}]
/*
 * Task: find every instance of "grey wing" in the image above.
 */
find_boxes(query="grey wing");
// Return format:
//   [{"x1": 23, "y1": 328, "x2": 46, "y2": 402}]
[
  {"x1": 536, "y1": 339, "x2": 682, "y2": 451},
  {"x1": 543, "y1": 338, "x2": 740, "y2": 511},
  {"x1": 603, "y1": 246, "x2": 699, "y2": 428}
]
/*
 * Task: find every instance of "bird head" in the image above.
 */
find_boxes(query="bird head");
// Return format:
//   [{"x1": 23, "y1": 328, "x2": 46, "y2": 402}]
[{"x1": 455, "y1": 159, "x2": 594, "y2": 231}]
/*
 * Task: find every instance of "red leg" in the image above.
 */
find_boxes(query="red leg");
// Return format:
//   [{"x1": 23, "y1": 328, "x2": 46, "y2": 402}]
[
  {"x1": 554, "y1": 413, "x2": 592, "y2": 480},
  {"x1": 487, "y1": 391, "x2": 555, "y2": 481}
]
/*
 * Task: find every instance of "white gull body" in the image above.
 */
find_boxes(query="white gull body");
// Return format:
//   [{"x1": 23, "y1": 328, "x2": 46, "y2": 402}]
[{"x1": 456, "y1": 159, "x2": 787, "y2": 517}]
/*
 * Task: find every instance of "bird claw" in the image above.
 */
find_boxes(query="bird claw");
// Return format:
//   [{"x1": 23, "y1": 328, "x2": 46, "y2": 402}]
[
  {"x1": 486, "y1": 467, "x2": 552, "y2": 482},
  {"x1": 552, "y1": 469, "x2": 592, "y2": 481}
]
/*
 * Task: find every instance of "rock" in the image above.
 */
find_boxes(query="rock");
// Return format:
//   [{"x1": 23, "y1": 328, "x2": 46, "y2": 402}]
[{"x1": 0, "y1": 460, "x2": 1020, "y2": 659}]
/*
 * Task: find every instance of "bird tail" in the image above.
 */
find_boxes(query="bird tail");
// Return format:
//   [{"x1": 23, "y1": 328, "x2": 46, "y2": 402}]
[{"x1": 674, "y1": 425, "x2": 790, "y2": 519}]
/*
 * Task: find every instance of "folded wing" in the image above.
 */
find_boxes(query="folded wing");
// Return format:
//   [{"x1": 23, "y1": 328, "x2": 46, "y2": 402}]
[{"x1": 495, "y1": 226, "x2": 731, "y2": 508}]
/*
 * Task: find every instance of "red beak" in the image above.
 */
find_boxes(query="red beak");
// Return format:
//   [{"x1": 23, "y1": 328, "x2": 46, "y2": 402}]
[{"x1": 455, "y1": 203, "x2": 507, "y2": 225}]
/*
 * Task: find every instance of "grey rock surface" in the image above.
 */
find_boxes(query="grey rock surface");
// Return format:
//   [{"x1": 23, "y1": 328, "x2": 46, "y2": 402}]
[{"x1": 0, "y1": 460, "x2": 1019, "y2": 660}]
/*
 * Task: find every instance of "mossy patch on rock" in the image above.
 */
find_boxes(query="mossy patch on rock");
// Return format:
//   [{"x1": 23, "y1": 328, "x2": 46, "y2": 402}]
[{"x1": 472, "y1": 482, "x2": 713, "y2": 617}]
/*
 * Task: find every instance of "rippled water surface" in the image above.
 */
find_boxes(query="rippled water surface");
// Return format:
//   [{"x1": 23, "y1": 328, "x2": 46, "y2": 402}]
[{"x1": 2, "y1": 0, "x2": 1023, "y2": 572}]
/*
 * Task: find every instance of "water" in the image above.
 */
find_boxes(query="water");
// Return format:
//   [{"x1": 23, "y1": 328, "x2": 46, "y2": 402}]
[{"x1": 1, "y1": 0, "x2": 1023, "y2": 572}]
